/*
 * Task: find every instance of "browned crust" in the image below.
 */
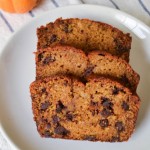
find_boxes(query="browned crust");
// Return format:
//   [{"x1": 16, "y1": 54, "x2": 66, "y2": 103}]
[{"x1": 35, "y1": 45, "x2": 87, "y2": 55}]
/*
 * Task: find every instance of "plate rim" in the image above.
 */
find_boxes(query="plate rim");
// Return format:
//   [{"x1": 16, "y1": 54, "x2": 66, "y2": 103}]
[{"x1": 0, "y1": 4, "x2": 150, "y2": 150}]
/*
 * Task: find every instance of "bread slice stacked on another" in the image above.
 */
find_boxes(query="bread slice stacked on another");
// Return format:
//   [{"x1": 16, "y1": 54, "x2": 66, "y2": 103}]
[{"x1": 30, "y1": 18, "x2": 140, "y2": 142}]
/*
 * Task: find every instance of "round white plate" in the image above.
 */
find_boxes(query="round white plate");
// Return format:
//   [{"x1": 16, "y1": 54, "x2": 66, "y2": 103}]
[{"x1": 0, "y1": 4, "x2": 150, "y2": 150}]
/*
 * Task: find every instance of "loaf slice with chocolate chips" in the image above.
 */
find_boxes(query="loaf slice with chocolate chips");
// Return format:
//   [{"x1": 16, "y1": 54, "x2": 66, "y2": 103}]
[
  {"x1": 35, "y1": 46, "x2": 139, "y2": 92},
  {"x1": 30, "y1": 76, "x2": 140, "y2": 142},
  {"x1": 36, "y1": 46, "x2": 88, "y2": 79},
  {"x1": 88, "y1": 51, "x2": 140, "y2": 92},
  {"x1": 37, "y1": 18, "x2": 131, "y2": 62}
]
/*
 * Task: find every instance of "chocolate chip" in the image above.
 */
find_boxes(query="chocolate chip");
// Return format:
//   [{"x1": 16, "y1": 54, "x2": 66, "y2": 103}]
[
  {"x1": 100, "y1": 97, "x2": 113, "y2": 117},
  {"x1": 110, "y1": 136, "x2": 120, "y2": 142},
  {"x1": 40, "y1": 118, "x2": 48, "y2": 123},
  {"x1": 100, "y1": 108, "x2": 112, "y2": 117},
  {"x1": 56, "y1": 101, "x2": 66, "y2": 113},
  {"x1": 95, "y1": 91, "x2": 99, "y2": 94},
  {"x1": 120, "y1": 75, "x2": 131, "y2": 88},
  {"x1": 80, "y1": 30, "x2": 84, "y2": 33},
  {"x1": 40, "y1": 101, "x2": 50, "y2": 111},
  {"x1": 54, "y1": 125, "x2": 69, "y2": 136},
  {"x1": 41, "y1": 88, "x2": 48, "y2": 95},
  {"x1": 66, "y1": 112, "x2": 73, "y2": 121},
  {"x1": 101, "y1": 97, "x2": 113, "y2": 108},
  {"x1": 50, "y1": 34, "x2": 57, "y2": 43},
  {"x1": 98, "y1": 53, "x2": 105, "y2": 56},
  {"x1": 99, "y1": 119, "x2": 109, "y2": 128},
  {"x1": 120, "y1": 74, "x2": 128, "y2": 83},
  {"x1": 41, "y1": 88, "x2": 46, "y2": 93},
  {"x1": 84, "y1": 135, "x2": 96, "y2": 141},
  {"x1": 52, "y1": 115, "x2": 60, "y2": 124},
  {"x1": 38, "y1": 53, "x2": 43, "y2": 62},
  {"x1": 80, "y1": 77, "x2": 88, "y2": 84},
  {"x1": 115, "y1": 121, "x2": 125, "y2": 132},
  {"x1": 112, "y1": 86, "x2": 119, "y2": 95},
  {"x1": 62, "y1": 24, "x2": 73, "y2": 33},
  {"x1": 122, "y1": 101, "x2": 129, "y2": 111},
  {"x1": 43, "y1": 55, "x2": 56, "y2": 64},
  {"x1": 47, "y1": 123, "x2": 51, "y2": 129},
  {"x1": 77, "y1": 65, "x2": 81, "y2": 68},
  {"x1": 44, "y1": 130, "x2": 53, "y2": 137},
  {"x1": 59, "y1": 20, "x2": 71, "y2": 33},
  {"x1": 83, "y1": 66, "x2": 94, "y2": 76}
]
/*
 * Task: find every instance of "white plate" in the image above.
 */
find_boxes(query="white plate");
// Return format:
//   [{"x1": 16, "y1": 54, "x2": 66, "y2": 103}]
[{"x1": 0, "y1": 4, "x2": 150, "y2": 150}]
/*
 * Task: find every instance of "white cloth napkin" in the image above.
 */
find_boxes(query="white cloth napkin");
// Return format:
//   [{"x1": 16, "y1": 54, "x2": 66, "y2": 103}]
[{"x1": 0, "y1": 0, "x2": 150, "y2": 149}]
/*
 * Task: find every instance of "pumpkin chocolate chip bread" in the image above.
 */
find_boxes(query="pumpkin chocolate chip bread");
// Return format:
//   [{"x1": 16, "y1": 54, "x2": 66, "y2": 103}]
[
  {"x1": 37, "y1": 18, "x2": 131, "y2": 62},
  {"x1": 35, "y1": 45, "x2": 139, "y2": 92},
  {"x1": 30, "y1": 76, "x2": 140, "y2": 142}
]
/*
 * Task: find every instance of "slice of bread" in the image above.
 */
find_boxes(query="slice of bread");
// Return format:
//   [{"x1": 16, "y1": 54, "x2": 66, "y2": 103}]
[
  {"x1": 36, "y1": 46, "x2": 87, "y2": 79},
  {"x1": 30, "y1": 76, "x2": 140, "y2": 142},
  {"x1": 35, "y1": 46, "x2": 139, "y2": 92},
  {"x1": 88, "y1": 51, "x2": 140, "y2": 92},
  {"x1": 37, "y1": 18, "x2": 131, "y2": 61}
]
